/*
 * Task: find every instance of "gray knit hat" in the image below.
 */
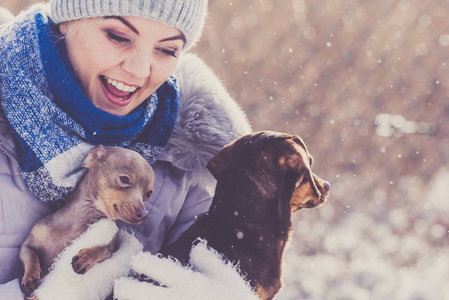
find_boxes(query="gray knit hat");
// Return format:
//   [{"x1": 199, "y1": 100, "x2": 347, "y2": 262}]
[{"x1": 50, "y1": 0, "x2": 208, "y2": 50}]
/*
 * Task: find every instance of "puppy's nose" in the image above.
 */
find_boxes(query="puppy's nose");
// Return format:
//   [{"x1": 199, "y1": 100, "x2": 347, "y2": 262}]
[
  {"x1": 324, "y1": 181, "x2": 331, "y2": 191},
  {"x1": 135, "y1": 207, "x2": 148, "y2": 222}
]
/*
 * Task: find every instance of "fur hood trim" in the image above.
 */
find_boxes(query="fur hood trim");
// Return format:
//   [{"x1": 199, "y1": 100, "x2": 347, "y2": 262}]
[{"x1": 158, "y1": 53, "x2": 251, "y2": 172}]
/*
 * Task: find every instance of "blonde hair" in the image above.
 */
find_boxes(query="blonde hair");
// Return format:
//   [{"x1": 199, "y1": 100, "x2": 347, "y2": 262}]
[{"x1": 58, "y1": 18, "x2": 90, "y2": 40}]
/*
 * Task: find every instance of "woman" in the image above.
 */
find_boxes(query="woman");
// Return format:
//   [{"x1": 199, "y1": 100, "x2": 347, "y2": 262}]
[{"x1": 0, "y1": 0, "x2": 251, "y2": 297}]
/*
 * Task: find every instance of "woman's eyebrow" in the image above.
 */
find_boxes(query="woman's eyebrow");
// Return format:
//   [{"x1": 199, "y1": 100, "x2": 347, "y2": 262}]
[
  {"x1": 160, "y1": 35, "x2": 186, "y2": 43},
  {"x1": 104, "y1": 16, "x2": 139, "y2": 35}
]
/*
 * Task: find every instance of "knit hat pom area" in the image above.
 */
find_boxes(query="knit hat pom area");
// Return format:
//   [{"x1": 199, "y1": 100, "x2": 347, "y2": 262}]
[{"x1": 50, "y1": 0, "x2": 207, "y2": 50}]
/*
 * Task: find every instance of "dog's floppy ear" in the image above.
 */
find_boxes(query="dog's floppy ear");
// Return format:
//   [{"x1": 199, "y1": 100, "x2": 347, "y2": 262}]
[
  {"x1": 207, "y1": 146, "x2": 230, "y2": 179},
  {"x1": 278, "y1": 152, "x2": 304, "y2": 173},
  {"x1": 82, "y1": 145, "x2": 107, "y2": 168},
  {"x1": 277, "y1": 139, "x2": 309, "y2": 174},
  {"x1": 277, "y1": 139, "x2": 321, "y2": 197}
]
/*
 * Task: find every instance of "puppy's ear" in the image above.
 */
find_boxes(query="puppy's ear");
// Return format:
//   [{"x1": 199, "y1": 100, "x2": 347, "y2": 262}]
[
  {"x1": 82, "y1": 145, "x2": 107, "y2": 168},
  {"x1": 207, "y1": 146, "x2": 230, "y2": 179}
]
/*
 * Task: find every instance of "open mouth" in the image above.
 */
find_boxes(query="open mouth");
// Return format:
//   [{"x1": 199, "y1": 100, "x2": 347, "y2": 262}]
[
  {"x1": 99, "y1": 75, "x2": 139, "y2": 104},
  {"x1": 112, "y1": 203, "x2": 147, "y2": 224}
]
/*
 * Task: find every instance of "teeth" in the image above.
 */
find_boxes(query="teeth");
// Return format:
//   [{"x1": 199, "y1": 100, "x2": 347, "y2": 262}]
[{"x1": 105, "y1": 76, "x2": 137, "y2": 93}]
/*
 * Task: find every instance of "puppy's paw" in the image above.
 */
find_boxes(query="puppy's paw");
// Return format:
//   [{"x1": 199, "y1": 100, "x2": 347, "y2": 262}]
[
  {"x1": 71, "y1": 248, "x2": 95, "y2": 274},
  {"x1": 21, "y1": 269, "x2": 41, "y2": 293}
]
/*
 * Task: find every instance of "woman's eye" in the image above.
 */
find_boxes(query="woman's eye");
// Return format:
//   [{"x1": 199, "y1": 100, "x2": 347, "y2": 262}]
[
  {"x1": 106, "y1": 31, "x2": 131, "y2": 45},
  {"x1": 157, "y1": 48, "x2": 178, "y2": 58}
]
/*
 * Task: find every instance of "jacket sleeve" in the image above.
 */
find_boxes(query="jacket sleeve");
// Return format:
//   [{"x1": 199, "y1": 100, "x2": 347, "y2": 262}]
[
  {"x1": 162, "y1": 179, "x2": 215, "y2": 247},
  {"x1": 0, "y1": 8, "x2": 33, "y2": 293}
]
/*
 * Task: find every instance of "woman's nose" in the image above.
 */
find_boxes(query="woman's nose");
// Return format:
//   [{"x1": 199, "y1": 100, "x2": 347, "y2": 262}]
[{"x1": 121, "y1": 54, "x2": 151, "y2": 79}]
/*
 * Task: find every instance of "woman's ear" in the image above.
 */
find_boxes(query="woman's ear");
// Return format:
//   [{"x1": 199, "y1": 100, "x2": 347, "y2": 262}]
[
  {"x1": 58, "y1": 22, "x2": 69, "y2": 35},
  {"x1": 58, "y1": 20, "x2": 83, "y2": 37}
]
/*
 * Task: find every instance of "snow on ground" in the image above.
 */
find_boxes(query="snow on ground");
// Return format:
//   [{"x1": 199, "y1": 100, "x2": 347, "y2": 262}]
[{"x1": 276, "y1": 167, "x2": 449, "y2": 300}]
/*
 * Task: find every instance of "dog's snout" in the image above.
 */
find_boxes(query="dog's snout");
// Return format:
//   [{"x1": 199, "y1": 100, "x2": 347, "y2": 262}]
[
  {"x1": 134, "y1": 207, "x2": 148, "y2": 222},
  {"x1": 324, "y1": 181, "x2": 331, "y2": 191}
]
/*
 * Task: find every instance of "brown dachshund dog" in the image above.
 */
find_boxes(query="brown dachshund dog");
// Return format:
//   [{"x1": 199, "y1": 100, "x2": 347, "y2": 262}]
[
  {"x1": 20, "y1": 146, "x2": 154, "y2": 296},
  {"x1": 160, "y1": 131, "x2": 330, "y2": 300}
]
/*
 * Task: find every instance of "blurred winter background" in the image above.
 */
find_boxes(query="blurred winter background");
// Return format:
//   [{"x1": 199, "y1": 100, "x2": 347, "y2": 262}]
[{"x1": 4, "y1": 0, "x2": 449, "y2": 299}]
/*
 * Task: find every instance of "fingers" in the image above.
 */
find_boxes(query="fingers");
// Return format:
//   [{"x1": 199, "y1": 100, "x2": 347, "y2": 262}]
[
  {"x1": 190, "y1": 242, "x2": 257, "y2": 297},
  {"x1": 130, "y1": 252, "x2": 196, "y2": 288},
  {"x1": 116, "y1": 248, "x2": 258, "y2": 300},
  {"x1": 114, "y1": 277, "x2": 185, "y2": 300},
  {"x1": 190, "y1": 242, "x2": 238, "y2": 280},
  {"x1": 130, "y1": 252, "x2": 216, "y2": 292}
]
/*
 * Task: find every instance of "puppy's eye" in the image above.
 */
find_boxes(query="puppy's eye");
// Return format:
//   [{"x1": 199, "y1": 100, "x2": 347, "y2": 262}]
[
  {"x1": 120, "y1": 176, "x2": 130, "y2": 184},
  {"x1": 145, "y1": 190, "x2": 153, "y2": 198}
]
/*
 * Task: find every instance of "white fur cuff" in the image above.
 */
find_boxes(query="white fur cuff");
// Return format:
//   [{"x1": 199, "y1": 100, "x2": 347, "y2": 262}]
[{"x1": 34, "y1": 219, "x2": 143, "y2": 300}]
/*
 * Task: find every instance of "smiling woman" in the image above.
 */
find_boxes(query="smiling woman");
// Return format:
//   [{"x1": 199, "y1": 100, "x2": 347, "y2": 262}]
[
  {"x1": 59, "y1": 16, "x2": 184, "y2": 116},
  {"x1": 0, "y1": 0, "x2": 252, "y2": 299}
]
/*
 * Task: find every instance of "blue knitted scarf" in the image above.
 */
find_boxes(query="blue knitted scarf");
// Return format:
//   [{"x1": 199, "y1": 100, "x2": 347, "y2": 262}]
[{"x1": 0, "y1": 5, "x2": 179, "y2": 202}]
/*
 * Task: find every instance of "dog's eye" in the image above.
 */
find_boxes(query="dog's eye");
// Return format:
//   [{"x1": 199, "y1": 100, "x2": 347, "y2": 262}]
[
  {"x1": 145, "y1": 190, "x2": 153, "y2": 198},
  {"x1": 120, "y1": 175, "x2": 130, "y2": 184}
]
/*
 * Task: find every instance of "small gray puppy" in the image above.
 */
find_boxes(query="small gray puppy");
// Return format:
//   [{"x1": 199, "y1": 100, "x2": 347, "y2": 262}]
[{"x1": 20, "y1": 146, "x2": 154, "y2": 296}]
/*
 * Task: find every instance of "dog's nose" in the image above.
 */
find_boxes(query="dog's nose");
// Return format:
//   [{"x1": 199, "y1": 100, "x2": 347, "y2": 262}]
[
  {"x1": 324, "y1": 181, "x2": 331, "y2": 191},
  {"x1": 135, "y1": 207, "x2": 148, "y2": 221}
]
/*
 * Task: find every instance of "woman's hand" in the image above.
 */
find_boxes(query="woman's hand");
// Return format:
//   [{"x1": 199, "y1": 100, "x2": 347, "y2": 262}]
[{"x1": 113, "y1": 241, "x2": 259, "y2": 300}]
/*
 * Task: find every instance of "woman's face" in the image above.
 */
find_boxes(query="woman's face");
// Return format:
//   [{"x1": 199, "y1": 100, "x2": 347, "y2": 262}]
[{"x1": 60, "y1": 16, "x2": 184, "y2": 116}]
